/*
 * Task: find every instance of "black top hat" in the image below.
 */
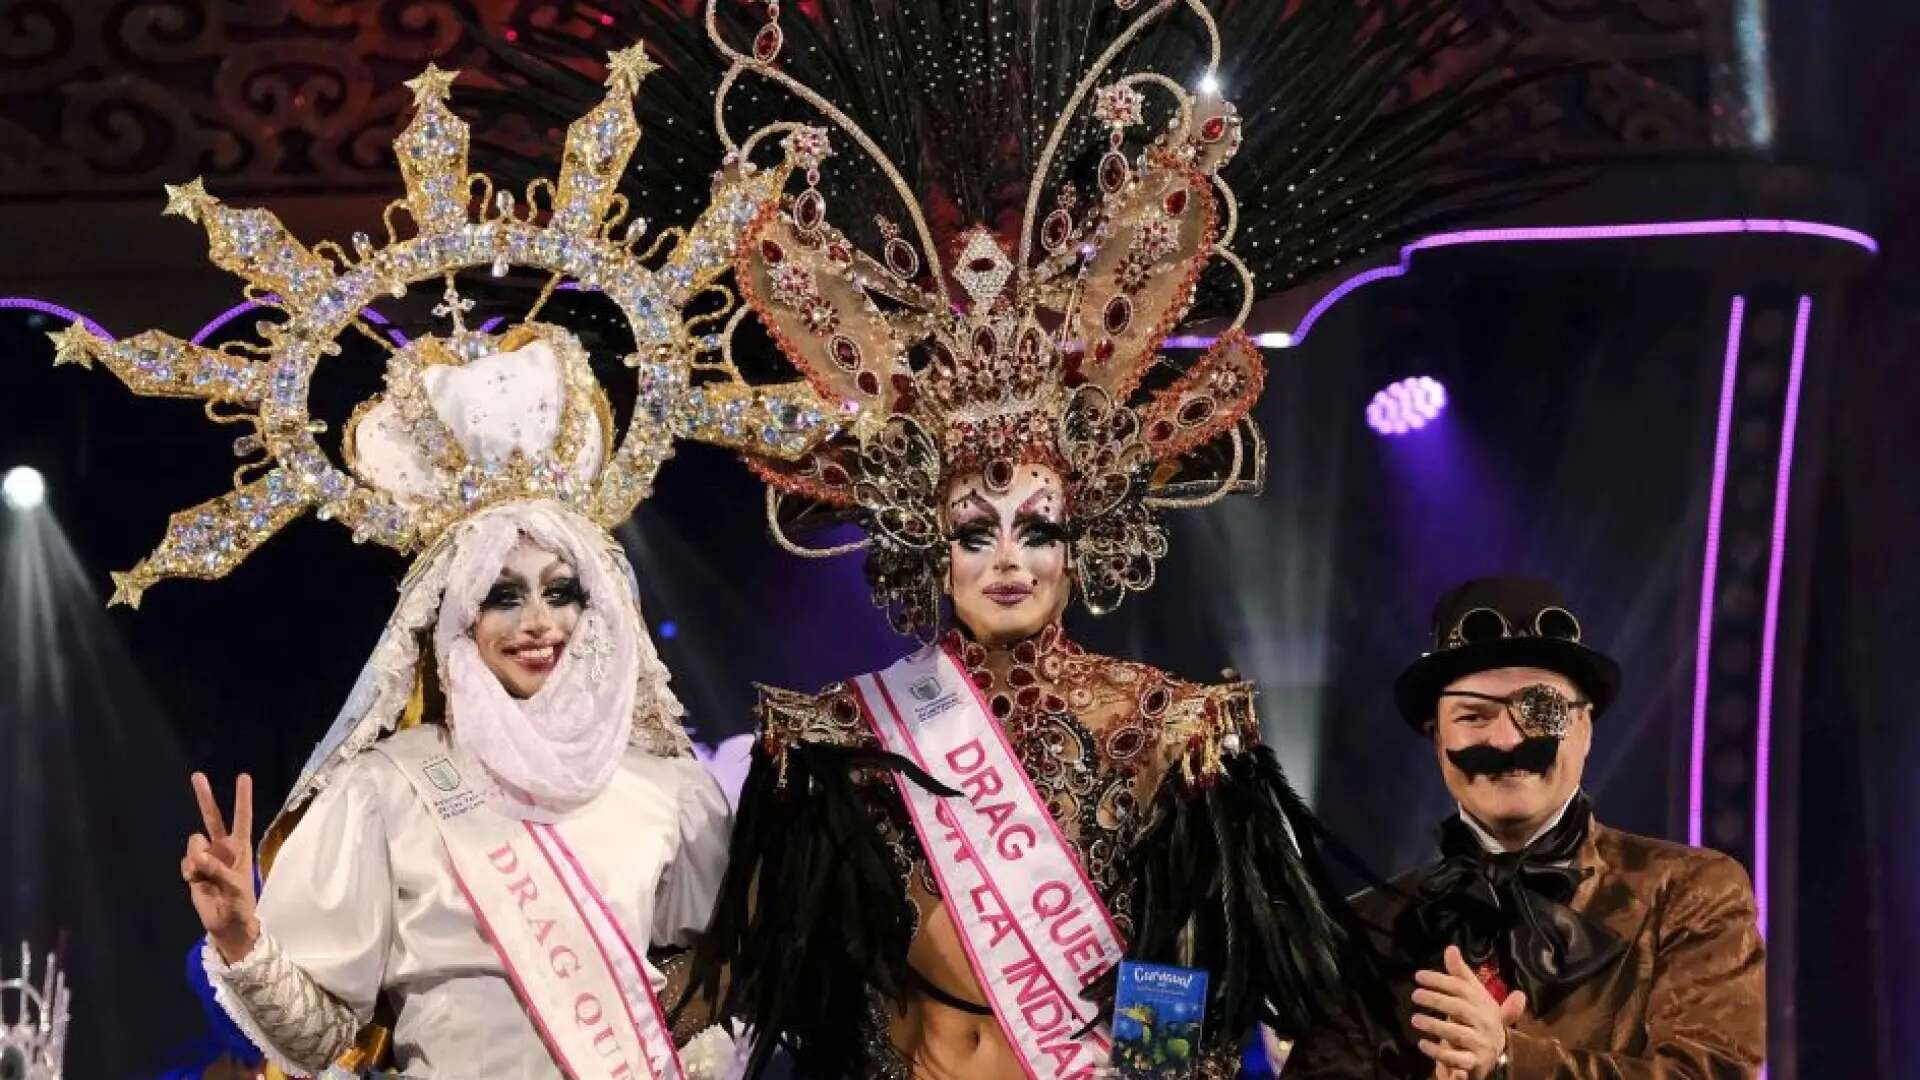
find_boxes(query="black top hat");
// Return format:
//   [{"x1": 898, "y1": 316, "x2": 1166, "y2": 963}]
[{"x1": 1394, "y1": 577, "x2": 1621, "y2": 732}]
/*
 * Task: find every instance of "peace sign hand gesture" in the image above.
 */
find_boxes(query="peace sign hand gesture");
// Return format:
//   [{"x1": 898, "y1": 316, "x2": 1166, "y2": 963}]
[{"x1": 181, "y1": 771, "x2": 260, "y2": 964}]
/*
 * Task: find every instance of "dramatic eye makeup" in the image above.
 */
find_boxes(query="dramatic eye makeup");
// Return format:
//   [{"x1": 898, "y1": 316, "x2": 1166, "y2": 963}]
[
  {"x1": 481, "y1": 579, "x2": 526, "y2": 611},
  {"x1": 480, "y1": 570, "x2": 587, "y2": 611},
  {"x1": 947, "y1": 487, "x2": 990, "y2": 517},
  {"x1": 1013, "y1": 513, "x2": 1067, "y2": 548},
  {"x1": 951, "y1": 524, "x2": 996, "y2": 552},
  {"x1": 541, "y1": 576, "x2": 587, "y2": 608},
  {"x1": 947, "y1": 492, "x2": 998, "y2": 549},
  {"x1": 947, "y1": 479, "x2": 1069, "y2": 552}
]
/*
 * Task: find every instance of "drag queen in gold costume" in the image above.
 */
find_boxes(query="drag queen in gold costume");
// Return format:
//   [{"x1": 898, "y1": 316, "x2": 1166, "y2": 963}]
[{"x1": 638, "y1": 2, "x2": 1396, "y2": 1075}]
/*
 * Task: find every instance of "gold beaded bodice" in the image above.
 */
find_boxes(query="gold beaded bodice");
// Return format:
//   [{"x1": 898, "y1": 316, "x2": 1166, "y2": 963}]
[{"x1": 756, "y1": 624, "x2": 1260, "y2": 942}]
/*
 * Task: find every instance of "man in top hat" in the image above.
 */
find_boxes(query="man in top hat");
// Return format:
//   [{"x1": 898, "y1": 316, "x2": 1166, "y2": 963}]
[{"x1": 1291, "y1": 577, "x2": 1766, "y2": 1078}]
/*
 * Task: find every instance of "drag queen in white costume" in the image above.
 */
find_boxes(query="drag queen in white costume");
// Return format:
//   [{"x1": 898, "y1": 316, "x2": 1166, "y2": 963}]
[
  {"x1": 50, "y1": 48, "x2": 835, "y2": 1079},
  {"x1": 184, "y1": 488, "x2": 729, "y2": 1078}
]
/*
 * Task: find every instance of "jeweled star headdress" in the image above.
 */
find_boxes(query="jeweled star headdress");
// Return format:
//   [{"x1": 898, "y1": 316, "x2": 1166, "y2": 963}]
[
  {"x1": 710, "y1": 0, "x2": 1268, "y2": 632},
  {"x1": 49, "y1": 49, "x2": 838, "y2": 608}
]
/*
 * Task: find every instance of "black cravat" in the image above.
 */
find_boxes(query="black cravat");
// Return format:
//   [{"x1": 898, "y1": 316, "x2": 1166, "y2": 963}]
[{"x1": 1404, "y1": 793, "x2": 1624, "y2": 1014}]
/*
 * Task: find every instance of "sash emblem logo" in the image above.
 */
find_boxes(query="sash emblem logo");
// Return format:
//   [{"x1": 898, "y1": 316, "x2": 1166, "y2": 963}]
[
  {"x1": 910, "y1": 676, "x2": 943, "y2": 703},
  {"x1": 423, "y1": 756, "x2": 462, "y2": 792}
]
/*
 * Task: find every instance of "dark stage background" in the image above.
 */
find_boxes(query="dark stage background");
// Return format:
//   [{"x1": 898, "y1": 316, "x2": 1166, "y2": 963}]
[{"x1": 0, "y1": 2, "x2": 1913, "y2": 1077}]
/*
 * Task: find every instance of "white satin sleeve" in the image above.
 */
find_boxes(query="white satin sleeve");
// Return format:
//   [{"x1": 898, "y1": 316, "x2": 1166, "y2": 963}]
[
  {"x1": 652, "y1": 758, "x2": 733, "y2": 946},
  {"x1": 206, "y1": 758, "x2": 395, "y2": 1073}
]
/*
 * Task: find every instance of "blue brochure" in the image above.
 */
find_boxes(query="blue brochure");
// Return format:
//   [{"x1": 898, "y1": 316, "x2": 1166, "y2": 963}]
[{"x1": 1111, "y1": 960, "x2": 1210, "y2": 1079}]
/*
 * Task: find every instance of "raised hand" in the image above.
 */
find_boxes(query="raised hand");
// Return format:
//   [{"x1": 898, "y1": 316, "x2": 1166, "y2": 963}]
[{"x1": 181, "y1": 771, "x2": 259, "y2": 964}]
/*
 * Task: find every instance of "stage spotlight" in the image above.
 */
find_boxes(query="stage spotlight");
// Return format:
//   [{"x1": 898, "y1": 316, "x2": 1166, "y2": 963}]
[
  {"x1": 1366, "y1": 376, "x2": 1448, "y2": 436},
  {"x1": 3, "y1": 466, "x2": 46, "y2": 510}
]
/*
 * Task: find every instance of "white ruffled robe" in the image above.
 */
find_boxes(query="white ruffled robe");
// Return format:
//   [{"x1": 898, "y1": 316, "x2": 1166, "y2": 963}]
[{"x1": 208, "y1": 724, "x2": 731, "y2": 1078}]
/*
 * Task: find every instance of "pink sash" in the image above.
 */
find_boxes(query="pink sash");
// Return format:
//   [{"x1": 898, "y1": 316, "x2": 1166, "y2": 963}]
[
  {"x1": 377, "y1": 739, "x2": 685, "y2": 1080},
  {"x1": 851, "y1": 643, "x2": 1125, "y2": 1080}
]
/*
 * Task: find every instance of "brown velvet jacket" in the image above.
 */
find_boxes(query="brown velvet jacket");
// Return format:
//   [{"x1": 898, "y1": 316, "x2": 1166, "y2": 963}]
[{"x1": 1289, "y1": 820, "x2": 1766, "y2": 1079}]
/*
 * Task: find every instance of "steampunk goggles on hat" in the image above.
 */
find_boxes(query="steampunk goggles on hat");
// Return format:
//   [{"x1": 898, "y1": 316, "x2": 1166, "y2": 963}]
[{"x1": 1443, "y1": 605, "x2": 1584, "y2": 651}]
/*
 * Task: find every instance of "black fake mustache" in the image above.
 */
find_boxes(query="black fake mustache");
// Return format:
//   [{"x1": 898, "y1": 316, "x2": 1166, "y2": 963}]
[{"x1": 1446, "y1": 737, "x2": 1561, "y2": 778}]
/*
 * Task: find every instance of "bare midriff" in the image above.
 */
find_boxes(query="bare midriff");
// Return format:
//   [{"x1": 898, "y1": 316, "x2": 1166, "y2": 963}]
[
  {"x1": 887, "y1": 898, "x2": 1023, "y2": 1078},
  {"x1": 873, "y1": 672, "x2": 1181, "y2": 1078}
]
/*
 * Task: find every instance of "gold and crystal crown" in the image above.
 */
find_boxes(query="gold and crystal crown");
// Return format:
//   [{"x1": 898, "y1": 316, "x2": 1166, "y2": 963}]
[{"x1": 51, "y1": 50, "x2": 840, "y2": 607}]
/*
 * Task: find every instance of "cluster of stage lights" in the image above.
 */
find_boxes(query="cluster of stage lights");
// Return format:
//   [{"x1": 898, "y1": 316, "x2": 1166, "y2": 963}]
[{"x1": 1366, "y1": 376, "x2": 1448, "y2": 436}]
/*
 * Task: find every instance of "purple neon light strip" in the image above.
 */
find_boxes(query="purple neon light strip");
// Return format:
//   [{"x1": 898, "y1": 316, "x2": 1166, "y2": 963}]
[
  {"x1": 1689, "y1": 297, "x2": 1747, "y2": 847},
  {"x1": 190, "y1": 298, "x2": 407, "y2": 347},
  {"x1": 187, "y1": 270, "x2": 576, "y2": 345},
  {"x1": 1292, "y1": 219, "x2": 1877, "y2": 344},
  {"x1": 1753, "y1": 295, "x2": 1812, "y2": 940},
  {"x1": 0, "y1": 297, "x2": 112, "y2": 339},
  {"x1": 191, "y1": 299, "x2": 267, "y2": 345}
]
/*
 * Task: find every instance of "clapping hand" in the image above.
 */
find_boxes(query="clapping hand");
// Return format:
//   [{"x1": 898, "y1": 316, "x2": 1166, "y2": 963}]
[{"x1": 1410, "y1": 946, "x2": 1528, "y2": 1079}]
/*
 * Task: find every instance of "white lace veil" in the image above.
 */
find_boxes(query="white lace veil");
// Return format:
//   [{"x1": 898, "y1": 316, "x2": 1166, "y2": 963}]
[{"x1": 268, "y1": 499, "x2": 690, "y2": 834}]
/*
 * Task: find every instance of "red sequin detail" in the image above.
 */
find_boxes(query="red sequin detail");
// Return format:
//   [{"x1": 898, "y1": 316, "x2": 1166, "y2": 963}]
[
  {"x1": 1042, "y1": 209, "x2": 1073, "y2": 251},
  {"x1": 752, "y1": 23, "x2": 784, "y2": 62},
  {"x1": 985, "y1": 458, "x2": 1015, "y2": 490},
  {"x1": 886, "y1": 238, "x2": 919, "y2": 277},
  {"x1": 795, "y1": 190, "x2": 824, "y2": 230},
  {"x1": 1141, "y1": 685, "x2": 1170, "y2": 716},
  {"x1": 829, "y1": 334, "x2": 861, "y2": 371}
]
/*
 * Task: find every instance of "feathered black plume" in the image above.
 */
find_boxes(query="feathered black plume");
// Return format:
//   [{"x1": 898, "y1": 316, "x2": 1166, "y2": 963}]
[
  {"x1": 462, "y1": 0, "x2": 1580, "y2": 318},
  {"x1": 1125, "y1": 745, "x2": 1399, "y2": 1049},
  {"x1": 676, "y1": 741, "x2": 957, "y2": 1078}
]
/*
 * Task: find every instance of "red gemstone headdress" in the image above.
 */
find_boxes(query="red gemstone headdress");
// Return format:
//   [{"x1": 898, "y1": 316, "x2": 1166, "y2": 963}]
[{"x1": 708, "y1": 0, "x2": 1268, "y2": 632}]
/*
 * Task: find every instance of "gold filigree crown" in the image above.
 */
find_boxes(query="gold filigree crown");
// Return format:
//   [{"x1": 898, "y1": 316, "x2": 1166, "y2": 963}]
[
  {"x1": 50, "y1": 49, "x2": 838, "y2": 607},
  {"x1": 739, "y1": 92, "x2": 1261, "y2": 491},
  {"x1": 702, "y1": 0, "x2": 1268, "y2": 630}
]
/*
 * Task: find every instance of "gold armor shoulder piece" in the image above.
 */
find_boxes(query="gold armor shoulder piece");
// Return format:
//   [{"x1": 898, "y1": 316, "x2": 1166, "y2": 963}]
[
  {"x1": 1159, "y1": 678, "x2": 1261, "y2": 784},
  {"x1": 754, "y1": 681, "x2": 879, "y2": 753}
]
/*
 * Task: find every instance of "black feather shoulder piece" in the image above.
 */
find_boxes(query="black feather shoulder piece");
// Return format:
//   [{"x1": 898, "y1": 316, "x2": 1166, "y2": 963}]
[
  {"x1": 1125, "y1": 744, "x2": 1397, "y2": 1050},
  {"x1": 680, "y1": 737, "x2": 959, "y2": 1079}
]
